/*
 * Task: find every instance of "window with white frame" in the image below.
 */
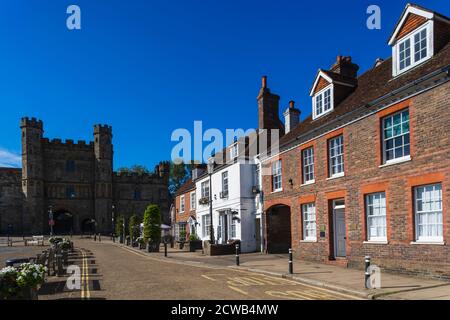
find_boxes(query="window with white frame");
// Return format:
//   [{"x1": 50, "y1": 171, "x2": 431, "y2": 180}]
[
  {"x1": 272, "y1": 160, "x2": 282, "y2": 191},
  {"x1": 202, "y1": 215, "x2": 211, "y2": 237},
  {"x1": 365, "y1": 192, "x2": 387, "y2": 241},
  {"x1": 328, "y1": 135, "x2": 344, "y2": 177},
  {"x1": 415, "y1": 183, "x2": 443, "y2": 242},
  {"x1": 302, "y1": 147, "x2": 315, "y2": 184},
  {"x1": 394, "y1": 23, "x2": 432, "y2": 76},
  {"x1": 230, "y1": 215, "x2": 237, "y2": 239},
  {"x1": 179, "y1": 195, "x2": 185, "y2": 213},
  {"x1": 190, "y1": 192, "x2": 196, "y2": 210},
  {"x1": 230, "y1": 144, "x2": 238, "y2": 159},
  {"x1": 382, "y1": 109, "x2": 410, "y2": 163},
  {"x1": 178, "y1": 223, "x2": 187, "y2": 240},
  {"x1": 201, "y1": 180, "x2": 210, "y2": 201},
  {"x1": 221, "y1": 171, "x2": 229, "y2": 197},
  {"x1": 302, "y1": 203, "x2": 316, "y2": 241},
  {"x1": 313, "y1": 86, "x2": 333, "y2": 119}
]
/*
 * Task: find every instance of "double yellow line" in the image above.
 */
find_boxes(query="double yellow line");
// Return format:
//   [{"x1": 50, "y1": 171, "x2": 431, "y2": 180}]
[{"x1": 80, "y1": 250, "x2": 91, "y2": 299}]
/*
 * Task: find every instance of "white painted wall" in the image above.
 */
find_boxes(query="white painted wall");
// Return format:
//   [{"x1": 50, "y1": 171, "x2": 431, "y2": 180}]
[{"x1": 195, "y1": 160, "x2": 260, "y2": 253}]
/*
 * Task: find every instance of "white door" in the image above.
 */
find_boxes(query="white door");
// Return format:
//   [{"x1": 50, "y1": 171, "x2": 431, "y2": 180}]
[{"x1": 333, "y1": 202, "x2": 346, "y2": 258}]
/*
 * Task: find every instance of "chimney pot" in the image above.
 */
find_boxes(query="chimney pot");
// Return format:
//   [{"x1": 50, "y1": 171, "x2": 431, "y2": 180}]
[
  {"x1": 289, "y1": 100, "x2": 295, "y2": 109},
  {"x1": 262, "y1": 75, "x2": 267, "y2": 89}
]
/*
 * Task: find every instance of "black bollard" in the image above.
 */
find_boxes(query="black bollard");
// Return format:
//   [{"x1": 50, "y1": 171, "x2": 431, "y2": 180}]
[
  {"x1": 164, "y1": 242, "x2": 168, "y2": 257},
  {"x1": 288, "y1": 248, "x2": 293, "y2": 274},
  {"x1": 365, "y1": 256, "x2": 371, "y2": 289},
  {"x1": 94, "y1": 234, "x2": 97, "y2": 241},
  {"x1": 235, "y1": 244, "x2": 240, "y2": 266}
]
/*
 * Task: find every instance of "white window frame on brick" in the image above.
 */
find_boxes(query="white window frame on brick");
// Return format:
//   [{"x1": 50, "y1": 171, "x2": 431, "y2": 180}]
[
  {"x1": 272, "y1": 160, "x2": 282, "y2": 192},
  {"x1": 382, "y1": 109, "x2": 410, "y2": 164},
  {"x1": 328, "y1": 135, "x2": 344, "y2": 178},
  {"x1": 302, "y1": 147, "x2": 315, "y2": 184},
  {"x1": 414, "y1": 183, "x2": 443, "y2": 243},
  {"x1": 312, "y1": 85, "x2": 334, "y2": 120},
  {"x1": 190, "y1": 192, "x2": 196, "y2": 211},
  {"x1": 302, "y1": 203, "x2": 317, "y2": 241},
  {"x1": 392, "y1": 22, "x2": 433, "y2": 77},
  {"x1": 202, "y1": 214, "x2": 211, "y2": 238},
  {"x1": 365, "y1": 192, "x2": 387, "y2": 242},
  {"x1": 179, "y1": 195, "x2": 185, "y2": 213}
]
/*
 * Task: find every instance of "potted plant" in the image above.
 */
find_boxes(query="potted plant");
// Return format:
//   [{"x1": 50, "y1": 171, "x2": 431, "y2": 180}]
[
  {"x1": 0, "y1": 263, "x2": 46, "y2": 300},
  {"x1": 0, "y1": 267, "x2": 20, "y2": 300},
  {"x1": 143, "y1": 204, "x2": 161, "y2": 252},
  {"x1": 188, "y1": 234, "x2": 202, "y2": 252}
]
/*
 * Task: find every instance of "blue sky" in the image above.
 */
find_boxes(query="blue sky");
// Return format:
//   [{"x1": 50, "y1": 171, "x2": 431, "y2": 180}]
[{"x1": 0, "y1": 0, "x2": 448, "y2": 169}]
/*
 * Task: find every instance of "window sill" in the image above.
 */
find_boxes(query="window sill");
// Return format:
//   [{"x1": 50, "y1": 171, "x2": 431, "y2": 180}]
[
  {"x1": 301, "y1": 180, "x2": 315, "y2": 187},
  {"x1": 272, "y1": 189, "x2": 283, "y2": 194},
  {"x1": 410, "y1": 241, "x2": 445, "y2": 245},
  {"x1": 363, "y1": 240, "x2": 388, "y2": 245},
  {"x1": 379, "y1": 156, "x2": 411, "y2": 168},
  {"x1": 300, "y1": 239, "x2": 317, "y2": 243},
  {"x1": 327, "y1": 173, "x2": 345, "y2": 181}
]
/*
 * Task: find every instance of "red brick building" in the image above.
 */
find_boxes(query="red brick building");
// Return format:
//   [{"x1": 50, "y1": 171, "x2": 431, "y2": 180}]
[
  {"x1": 261, "y1": 4, "x2": 450, "y2": 279},
  {"x1": 173, "y1": 165, "x2": 207, "y2": 241}
]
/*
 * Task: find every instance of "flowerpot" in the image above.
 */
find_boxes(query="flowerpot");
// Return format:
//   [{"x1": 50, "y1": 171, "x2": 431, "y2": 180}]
[{"x1": 147, "y1": 242, "x2": 160, "y2": 252}]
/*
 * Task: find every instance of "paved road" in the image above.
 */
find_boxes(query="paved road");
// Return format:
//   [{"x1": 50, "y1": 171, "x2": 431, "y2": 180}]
[{"x1": 38, "y1": 239, "x2": 360, "y2": 300}]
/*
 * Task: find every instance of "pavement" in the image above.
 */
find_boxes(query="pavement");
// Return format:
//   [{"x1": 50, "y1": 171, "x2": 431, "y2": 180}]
[
  {"x1": 111, "y1": 242, "x2": 450, "y2": 300},
  {"x1": 2, "y1": 238, "x2": 449, "y2": 300},
  {"x1": 29, "y1": 239, "x2": 361, "y2": 300}
]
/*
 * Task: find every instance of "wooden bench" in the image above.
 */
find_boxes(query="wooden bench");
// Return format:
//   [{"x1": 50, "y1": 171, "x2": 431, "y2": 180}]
[
  {"x1": 26, "y1": 235, "x2": 45, "y2": 246},
  {"x1": 0, "y1": 237, "x2": 12, "y2": 246}
]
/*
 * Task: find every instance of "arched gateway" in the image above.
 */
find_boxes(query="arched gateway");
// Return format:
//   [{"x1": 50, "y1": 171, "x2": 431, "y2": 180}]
[{"x1": 53, "y1": 210, "x2": 74, "y2": 235}]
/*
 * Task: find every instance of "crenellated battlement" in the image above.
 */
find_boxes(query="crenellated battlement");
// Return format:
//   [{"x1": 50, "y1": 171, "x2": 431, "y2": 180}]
[
  {"x1": 41, "y1": 138, "x2": 94, "y2": 149},
  {"x1": 20, "y1": 117, "x2": 43, "y2": 130},
  {"x1": 94, "y1": 124, "x2": 113, "y2": 135},
  {"x1": 113, "y1": 171, "x2": 166, "y2": 184}
]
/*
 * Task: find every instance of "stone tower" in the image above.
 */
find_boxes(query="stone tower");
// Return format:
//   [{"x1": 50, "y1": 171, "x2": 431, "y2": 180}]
[
  {"x1": 94, "y1": 124, "x2": 113, "y2": 233},
  {"x1": 20, "y1": 117, "x2": 45, "y2": 234}
]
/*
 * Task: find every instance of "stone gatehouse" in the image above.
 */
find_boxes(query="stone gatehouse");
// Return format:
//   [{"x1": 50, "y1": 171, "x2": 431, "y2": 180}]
[{"x1": 0, "y1": 117, "x2": 170, "y2": 235}]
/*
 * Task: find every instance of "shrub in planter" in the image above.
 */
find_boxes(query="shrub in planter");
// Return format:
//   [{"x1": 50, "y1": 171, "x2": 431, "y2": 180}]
[
  {"x1": 59, "y1": 240, "x2": 71, "y2": 251},
  {"x1": 143, "y1": 204, "x2": 161, "y2": 252},
  {"x1": 0, "y1": 267, "x2": 20, "y2": 299},
  {"x1": 0, "y1": 263, "x2": 46, "y2": 300},
  {"x1": 189, "y1": 234, "x2": 199, "y2": 242},
  {"x1": 49, "y1": 237, "x2": 64, "y2": 246},
  {"x1": 129, "y1": 214, "x2": 140, "y2": 244}
]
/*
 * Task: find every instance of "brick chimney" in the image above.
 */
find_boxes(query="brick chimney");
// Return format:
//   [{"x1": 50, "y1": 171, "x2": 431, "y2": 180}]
[
  {"x1": 257, "y1": 76, "x2": 285, "y2": 135},
  {"x1": 330, "y1": 56, "x2": 359, "y2": 78},
  {"x1": 283, "y1": 101, "x2": 301, "y2": 134}
]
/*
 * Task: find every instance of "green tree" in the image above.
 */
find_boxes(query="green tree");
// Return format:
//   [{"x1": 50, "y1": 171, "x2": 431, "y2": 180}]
[
  {"x1": 169, "y1": 160, "x2": 198, "y2": 195},
  {"x1": 115, "y1": 215, "x2": 126, "y2": 237},
  {"x1": 143, "y1": 204, "x2": 161, "y2": 245},
  {"x1": 128, "y1": 214, "x2": 140, "y2": 240},
  {"x1": 117, "y1": 165, "x2": 152, "y2": 176}
]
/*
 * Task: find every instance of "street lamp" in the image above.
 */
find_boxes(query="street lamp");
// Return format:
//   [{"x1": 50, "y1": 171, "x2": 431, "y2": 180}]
[{"x1": 207, "y1": 160, "x2": 215, "y2": 244}]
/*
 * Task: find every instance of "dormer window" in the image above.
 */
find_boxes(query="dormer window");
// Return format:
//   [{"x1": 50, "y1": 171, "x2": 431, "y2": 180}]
[
  {"x1": 393, "y1": 23, "x2": 432, "y2": 76},
  {"x1": 312, "y1": 86, "x2": 334, "y2": 120},
  {"x1": 388, "y1": 5, "x2": 442, "y2": 77}
]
